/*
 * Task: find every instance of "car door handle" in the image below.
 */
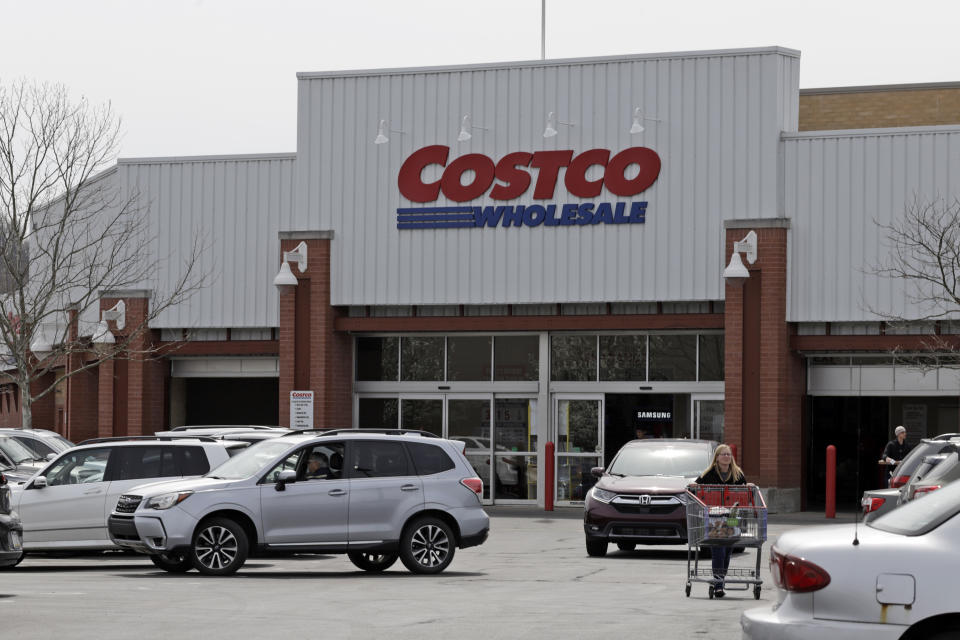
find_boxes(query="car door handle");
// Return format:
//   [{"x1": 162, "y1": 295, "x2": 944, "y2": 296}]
[
  {"x1": 401, "y1": 484, "x2": 420, "y2": 492},
  {"x1": 328, "y1": 489, "x2": 347, "y2": 496},
  {"x1": 83, "y1": 489, "x2": 103, "y2": 495}
]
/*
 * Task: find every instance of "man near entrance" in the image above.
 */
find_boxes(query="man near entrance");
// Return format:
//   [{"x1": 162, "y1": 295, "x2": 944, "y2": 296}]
[{"x1": 881, "y1": 426, "x2": 912, "y2": 466}]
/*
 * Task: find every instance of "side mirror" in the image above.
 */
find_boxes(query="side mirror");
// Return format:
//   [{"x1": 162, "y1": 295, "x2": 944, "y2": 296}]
[
  {"x1": 46, "y1": 453, "x2": 57, "y2": 461},
  {"x1": 591, "y1": 466, "x2": 605, "y2": 479},
  {"x1": 30, "y1": 476, "x2": 47, "y2": 489},
  {"x1": 275, "y1": 469, "x2": 297, "y2": 491}
]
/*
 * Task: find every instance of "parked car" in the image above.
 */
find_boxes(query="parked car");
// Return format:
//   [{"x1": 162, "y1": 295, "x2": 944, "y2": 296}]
[
  {"x1": 742, "y1": 478, "x2": 960, "y2": 639},
  {"x1": 0, "y1": 473, "x2": 23, "y2": 568},
  {"x1": 899, "y1": 445, "x2": 960, "y2": 504},
  {"x1": 450, "y1": 436, "x2": 522, "y2": 488},
  {"x1": 583, "y1": 438, "x2": 718, "y2": 556},
  {"x1": 0, "y1": 434, "x2": 49, "y2": 478},
  {"x1": 4, "y1": 437, "x2": 240, "y2": 568},
  {"x1": 108, "y1": 429, "x2": 489, "y2": 576},
  {"x1": 861, "y1": 435, "x2": 960, "y2": 522},
  {"x1": 0, "y1": 428, "x2": 74, "y2": 459},
  {"x1": 154, "y1": 425, "x2": 292, "y2": 445}
]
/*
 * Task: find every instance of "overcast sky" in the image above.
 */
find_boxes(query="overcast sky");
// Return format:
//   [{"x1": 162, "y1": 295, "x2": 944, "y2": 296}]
[{"x1": 3, "y1": 0, "x2": 959, "y2": 158}]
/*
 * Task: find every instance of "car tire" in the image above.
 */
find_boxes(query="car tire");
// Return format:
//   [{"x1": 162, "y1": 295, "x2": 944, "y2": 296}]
[
  {"x1": 616, "y1": 542, "x2": 636, "y2": 551},
  {"x1": 149, "y1": 551, "x2": 193, "y2": 573},
  {"x1": 586, "y1": 539, "x2": 607, "y2": 557},
  {"x1": 400, "y1": 517, "x2": 456, "y2": 575},
  {"x1": 190, "y1": 517, "x2": 248, "y2": 576},
  {"x1": 348, "y1": 551, "x2": 399, "y2": 573},
  {"x1": 0, "y1": 552, "x2": 24, "y2": 570}
]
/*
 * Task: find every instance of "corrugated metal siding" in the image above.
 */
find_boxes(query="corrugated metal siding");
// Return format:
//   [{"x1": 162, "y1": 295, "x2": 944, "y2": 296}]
[
  {"x1": 119, "y1": 154, "x2": 296, "y2": 328},
  {"x1": 785, "y1": 127, "x2": 960, "y2": 322},
  {"x1": 295, "y1": 49, "x2": 800, "y2": 306}
]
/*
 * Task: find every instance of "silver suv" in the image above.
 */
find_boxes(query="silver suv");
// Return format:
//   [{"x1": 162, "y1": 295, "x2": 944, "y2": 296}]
[{"x1": 108, "y1": 430, "x2": 489, "y2": 576}]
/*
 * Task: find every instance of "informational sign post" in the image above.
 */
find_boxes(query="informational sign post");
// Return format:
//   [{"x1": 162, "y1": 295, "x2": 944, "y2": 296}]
[{"x1": 290, "y1": 390, "x2": 314, "y2": 429}]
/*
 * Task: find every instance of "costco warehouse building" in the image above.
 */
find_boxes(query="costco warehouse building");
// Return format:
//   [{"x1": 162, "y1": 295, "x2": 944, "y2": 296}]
[{"x1": 5, "y1": 46, "x2": 960, "y2": 512}]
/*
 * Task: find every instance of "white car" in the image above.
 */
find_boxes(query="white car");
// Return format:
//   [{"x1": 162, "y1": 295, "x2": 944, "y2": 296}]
[
  {"x1": 742, "y1": 479, "x2": 960, "y2": 639},
  {"x1": 4, "y1": 438, "x2": 239, "y2": 568}
]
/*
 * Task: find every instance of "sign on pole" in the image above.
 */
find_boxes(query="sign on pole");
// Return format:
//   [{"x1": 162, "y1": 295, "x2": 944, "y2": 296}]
[{"x1": 290, "y1": 390, "x2": 314, "y2": 429}]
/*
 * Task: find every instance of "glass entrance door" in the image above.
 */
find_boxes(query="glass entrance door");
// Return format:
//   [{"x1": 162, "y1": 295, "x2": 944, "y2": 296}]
[
  {"x1": 554, "y1": 395, "x2": 603, "y2": 505},
  {"x1": 691, "y1": 394, "x2": 724, "y2": 442}
]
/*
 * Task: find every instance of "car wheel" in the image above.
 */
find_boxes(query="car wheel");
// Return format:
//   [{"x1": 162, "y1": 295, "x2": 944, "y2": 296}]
[
  {"x1": 585, "y1": 539, "x2": 607, "y2": 557},
  {"x1": 348, "y1": 551, "x2": 399, "y2": 573},
  {"x1": 0, "y1": 552, "x2": 24, "y2": 569},
  {"x1": 616, "y1": 542, "x2": 636, "y2": 552},
  {"x1": 150, "y1": 551, "x2": 193, "y2": 573},
  {"x1": 400, "y1": 517, "x2": 456, "y2": 575},
  {"x1": 922, "y1": 630, "x2": 960, "y2": 640},
  {"x1": 190, "y1": 517, "x2": 248, "y2": 576}
]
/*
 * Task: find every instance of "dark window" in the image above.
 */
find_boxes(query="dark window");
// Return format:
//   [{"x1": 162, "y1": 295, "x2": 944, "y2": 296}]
[
  {"x1": 494, "y1": 336, "x2": 539, "y2": 381},
  {"x1": 698, "y1": 334, "x2": 724, "y2": 381},
  {"x1": 113, "y1": 447, "x2": 166, "y2": 480},
  {"x1": 358, "y1": 398, "x2": 398, "y2": 428},
  {"x1": 600, "y1": 335, "x2": 646, "y2": 381},
  {"x1": 551, "y1": 335, "x2": 597, "y2": 381},
  {"x1": 12, "y1": 436, "x2": 56, "y2": 458},
  {"x1": 177, "y1": 447, "x2": 211, "y2": 475},
  {"x1": 350, "y1": 441, "x2": 410, "y2": 478},
  {"x1": 401, "y1": 337, "x2": 444, "y2": 381},
  {"x1": 357, "y1": 337, "x2": 399, "y2": 381},
  {"x1": 447, "y1": 336, "x2": 491, "y2": 381},
  {"x1": 648, "y1": 335, "x2": 696, "y2": 381},
  {"x1": 406, "y1": 442, "x2": 455, "y2": 476}
]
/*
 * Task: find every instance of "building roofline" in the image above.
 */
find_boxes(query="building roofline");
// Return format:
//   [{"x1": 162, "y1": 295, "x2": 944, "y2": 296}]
[
  {"x1": 784, "y1": 124, "x2": 960, "y2": 140},
  {"x1": 800, "y1": 81, "x2": 960, "y2": 95},
  {"x1": 117, "y1": 152, "x2": 296, "y2": 166},
  {"x1": 296, "y1": 46, "x2": 800, "y2": 80}
]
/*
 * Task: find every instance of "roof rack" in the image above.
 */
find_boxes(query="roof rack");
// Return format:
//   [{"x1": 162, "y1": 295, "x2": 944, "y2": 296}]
[
  {"x1": 283, "y1": 428, "x2": 441, "y2": 438},
  {"x1": 169, "y1": 425, "x2": 279, "y2": 431},
  {"x1": 77, "y1": 435, "x2": 219, "y2": 445}
]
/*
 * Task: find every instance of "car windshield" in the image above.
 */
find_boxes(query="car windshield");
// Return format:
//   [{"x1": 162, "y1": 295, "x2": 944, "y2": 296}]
[
  {"x1": 0, "y1": 437, "x2": 41, "y2": 464},
  {"x1": 917, "y1": 451, "x2": 960, "y2": 482},
  {"x1": 205, "y1": 440, "x2": 293, "y2": 480},
  {"x1": 608, "y1": 446, "x2": 711, "y2": 477},
  {"x1": 13, "y1": 437, "x2": 56, "y2": 458},
  {"x1": 870, "y1": 475, "x2": 960, "y2": 535}
]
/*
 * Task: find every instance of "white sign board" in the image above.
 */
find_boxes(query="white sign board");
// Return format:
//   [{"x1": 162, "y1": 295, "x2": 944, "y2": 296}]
[{"x1": 290, "y1": 390, "x2": 314, "y2": 429}]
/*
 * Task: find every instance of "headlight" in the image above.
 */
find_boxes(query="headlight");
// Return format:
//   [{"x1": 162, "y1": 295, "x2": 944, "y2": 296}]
[
  {"x1": 590, "y1": 487, "x2": 617, "y2": 503},
  {"x1": 144, "y1": 491, "x2": 193, "y2": 510}
]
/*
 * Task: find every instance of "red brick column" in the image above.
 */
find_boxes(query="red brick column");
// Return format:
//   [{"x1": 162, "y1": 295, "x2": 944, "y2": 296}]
[
  {"x1": 97, "y1": 359, "x2": 115, "y2": 438},
  {"x1": 277, "y1": 232, "x2": 351, "y2": 429},
  {"x1": 724, "y1": 220, "x2": 802, "y2": 511}
]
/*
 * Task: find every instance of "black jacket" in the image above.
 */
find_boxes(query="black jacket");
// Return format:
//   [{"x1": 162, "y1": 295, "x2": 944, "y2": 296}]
[
  {"x1": 695, "y1": 467, "x2": 746, "y2": 485},
  {"x1": 882, "y1": 439, "x2": 913, "y2": 463}
]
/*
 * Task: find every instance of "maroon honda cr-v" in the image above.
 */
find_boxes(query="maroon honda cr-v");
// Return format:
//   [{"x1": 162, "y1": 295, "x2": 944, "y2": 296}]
[{"x1": 583, "y1": 438, "x2": 717, "y2": 557}]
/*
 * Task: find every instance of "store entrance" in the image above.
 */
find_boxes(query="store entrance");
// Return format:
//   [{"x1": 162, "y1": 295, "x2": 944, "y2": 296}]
[{"x1": 603, "y1": 394, "x2": 689, "y2": 467}]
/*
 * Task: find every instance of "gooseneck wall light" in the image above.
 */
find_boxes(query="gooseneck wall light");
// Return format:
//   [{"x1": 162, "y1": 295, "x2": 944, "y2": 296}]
[
  {"x1": 630, "y1": 107, "x2": 662, "y2": 134},
  {"x1": 543, "y1": 111, "x2": 574, "y2": 138},
  {"x1": 273, "y1": 241, "x2": 308, "y2": 291},
  {"x1": 723, "y1": 230, "x2": 757, "y2": 287},
  {"x1": 92, "y1": 300, "x2": 126, "y2": 351},
  {"x1": 457, "y1": 115, "x2": 490, "y2": 142}
]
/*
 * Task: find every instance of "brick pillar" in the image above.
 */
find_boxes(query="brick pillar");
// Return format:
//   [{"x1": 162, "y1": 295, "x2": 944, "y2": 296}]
[
  {"x1": 277, "y1": 232, "x2": 352, "y2": 429},
  {"x1": 28, "y1": 372, "x2": 56, "y2": 428},
  {"x1": 723, "y1": 219, "x2": 802, "y2": 512},
  {"x1": 64, "y1": 307, "x2": 99, "y2": 442},
  {"x1": 98, "y1": 359, "x2": 114, "y2": 438}
]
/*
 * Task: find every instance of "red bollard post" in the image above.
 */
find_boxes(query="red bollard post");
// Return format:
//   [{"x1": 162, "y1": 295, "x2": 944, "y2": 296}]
[
  {"x1": 545, "y1": 441, "x2": 555, "y2": 511},
  {"x1": 825, "y1": 445, "x2": 837, "y2": 519}
]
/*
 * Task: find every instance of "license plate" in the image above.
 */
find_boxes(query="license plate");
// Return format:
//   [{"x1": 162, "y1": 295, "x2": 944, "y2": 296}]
[{"x1": 9, "y1": 530, "x2": 21, "y2": 551}]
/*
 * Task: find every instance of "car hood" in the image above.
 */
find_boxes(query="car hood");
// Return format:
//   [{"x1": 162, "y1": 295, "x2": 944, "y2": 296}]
[
  {"x1": 596, "y1": 474, "x2": 695, "y2": 493},
  {"x1": 126, "y1": 476, "x2": 238, "y2": 498}
]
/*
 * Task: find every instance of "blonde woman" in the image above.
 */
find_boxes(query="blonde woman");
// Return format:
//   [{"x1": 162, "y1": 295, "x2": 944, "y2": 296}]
[{"x1": 695, "y1": 444, "x2": 747, "y2": 598}]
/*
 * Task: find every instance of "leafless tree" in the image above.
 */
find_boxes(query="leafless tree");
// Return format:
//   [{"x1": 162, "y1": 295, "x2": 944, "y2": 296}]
[
  {"x1": 0, "y1": 79, "x2": 206, "y2": 429},
  {"x1": 871, "y1": 195, "x2": 960, "y2": 364}
]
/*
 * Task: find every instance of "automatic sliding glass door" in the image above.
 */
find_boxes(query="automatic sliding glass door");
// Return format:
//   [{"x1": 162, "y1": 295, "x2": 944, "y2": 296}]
[{"x1": 554, "y1": 395, "x2": 603, "y2": 505}]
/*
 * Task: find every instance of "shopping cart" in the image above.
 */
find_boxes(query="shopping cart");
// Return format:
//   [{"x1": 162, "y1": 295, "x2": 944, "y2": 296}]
[{"x1": 684, "y1": 483, "x2": 767, "y2": 600}]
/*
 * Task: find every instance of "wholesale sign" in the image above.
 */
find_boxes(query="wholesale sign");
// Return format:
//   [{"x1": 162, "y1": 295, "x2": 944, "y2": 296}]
[{"x1": 396, "y1": 145, "x2": 661, "y2": 230}]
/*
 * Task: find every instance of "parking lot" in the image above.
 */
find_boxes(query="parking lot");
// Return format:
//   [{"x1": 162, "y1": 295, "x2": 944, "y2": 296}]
[{"x1": 1, "y1": 508, "x2": 855, "y2": 640}]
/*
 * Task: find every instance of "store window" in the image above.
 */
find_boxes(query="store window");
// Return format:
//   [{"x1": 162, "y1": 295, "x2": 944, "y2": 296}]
[
  {"x1": 494, "y1": 336, "x2": 539, "y2": 381},
  {"x1": 356, "y1": 337, "x2": 398, "y2": 381},
  {"x1": 600, "y1": 335, "x2": 647, "y2": 381},
  {"x1": 401, "y1": 337, "x2": 444, "y2": 381},
  {"x1": 358, "y1": 397, "x2": 398, "y2": 428},
  {"x1": 698, "y1": 334, "x2": 724, "y2": 381},
  {"x1": 447, "y1": 336, "x2": 491, "y2": 381},
  {"x1": 551, "y1": 335, "x2": 597, "y2": 381},
  {"x1": 401, "y1": 398, "x2": 442, "y2": 435},
  {"x1": 648, "y1": 335, "x2": 696, "y2": 381}
]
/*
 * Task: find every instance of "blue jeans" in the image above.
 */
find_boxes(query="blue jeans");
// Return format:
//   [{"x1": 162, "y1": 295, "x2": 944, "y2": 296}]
[{"x1": 711, "y1": 546, "x2": 732, "y2": 588}]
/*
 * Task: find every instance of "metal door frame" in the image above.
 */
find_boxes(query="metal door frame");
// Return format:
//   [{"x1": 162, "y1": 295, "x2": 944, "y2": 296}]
[
  {"x1": 690, "y1": 393, "x2": 725, "y2": 440},
  {"x1": 552, "y1": 393, "x2": 604, "y2": 506}
]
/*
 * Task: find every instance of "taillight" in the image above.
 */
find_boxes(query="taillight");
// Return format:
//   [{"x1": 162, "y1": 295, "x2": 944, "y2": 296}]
[
  {"x1": 912, "y1": 485, "x2": 941, "y2": 499},
  {"x1": 861, "y1": 496, "x2": 885, "y2": 514},
  {"x1": 769, "y1": 549, "x2": 831, "y2": 592},
  {"x1": 460, "y1": 477, "x2": 483, "y2": 497},
  {"x1": 889, "y1": 475, "x2": 910, "y2": 488}
]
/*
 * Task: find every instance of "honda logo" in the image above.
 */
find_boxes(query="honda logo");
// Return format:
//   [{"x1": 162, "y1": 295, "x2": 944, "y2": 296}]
[{"x1": 639, "y1": 495, "x2": 651, "y2": 505}]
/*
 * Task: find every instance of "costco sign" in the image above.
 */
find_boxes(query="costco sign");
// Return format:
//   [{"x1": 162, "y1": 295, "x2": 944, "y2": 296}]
[{"x1": 396, "y1": 145, "x2": 661, "y2": 230}]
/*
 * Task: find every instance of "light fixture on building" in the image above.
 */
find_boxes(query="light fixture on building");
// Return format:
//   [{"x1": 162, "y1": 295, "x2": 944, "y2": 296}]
[
  {"x1": 543, "y1": 111, "x2": 574, "y2": 138},
  {"x1": 457, "y1": 115, "x2": 490, "y2": 142},
  {"x1": 723, "y1": 230, "x2": 757, "y2": 286},
  {"x1": 101, "y1": 300, "x2": 126, "y2": 331},
  {"x1": 373, "y1": 119, "x2": 405, "y2": 145},
  {"x1": 273, "y1": 241, "x2": 308, "y2": 290},
  {"x1": 29, "y1": 330, "x2": 53, "y2": 359},
  {"x1": 91, "y1": 320, "x2": 116, "y2": 352},
  {"x1": 630, "y1": 107, "x2": 662, "y2": 134}
]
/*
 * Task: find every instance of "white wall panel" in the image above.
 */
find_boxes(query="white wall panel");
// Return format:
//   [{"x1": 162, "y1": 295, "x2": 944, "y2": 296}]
[
  {"x1": 119, "y1": 154, "x2": 296, "y2": 328},
  {"x1": 785, "y1": 127, "x2": 960, "y2": 322},
  {"x1": 295, "y1": 48, "x2": 800, "y2": 306}
]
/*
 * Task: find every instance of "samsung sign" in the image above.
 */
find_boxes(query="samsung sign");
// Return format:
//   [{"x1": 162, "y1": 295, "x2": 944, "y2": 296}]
[{"x1": 396, "y1": 145, "x2": 661, "y2": 230}]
